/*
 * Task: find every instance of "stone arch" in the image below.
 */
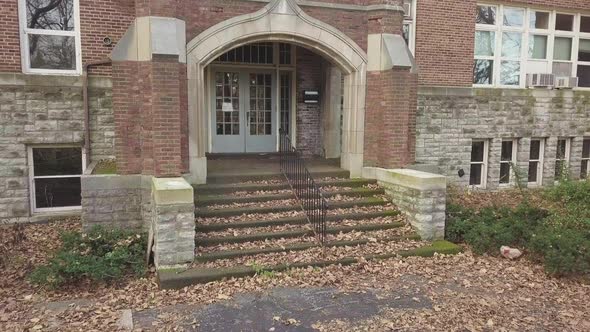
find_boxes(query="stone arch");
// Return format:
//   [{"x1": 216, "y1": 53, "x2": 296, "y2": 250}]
[{"x1": 186, "y1": 0, "x2": 368, "y2": 183}]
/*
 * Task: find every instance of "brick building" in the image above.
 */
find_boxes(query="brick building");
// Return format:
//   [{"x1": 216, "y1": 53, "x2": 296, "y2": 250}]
[{"x1": 0, "y1": 0, "x2": 589, "y2": 225}]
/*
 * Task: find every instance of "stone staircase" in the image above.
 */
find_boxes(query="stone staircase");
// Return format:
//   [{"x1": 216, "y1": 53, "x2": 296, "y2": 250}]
[{"x1": 157, "y1": 166, "x2": 460, "y2": 288}]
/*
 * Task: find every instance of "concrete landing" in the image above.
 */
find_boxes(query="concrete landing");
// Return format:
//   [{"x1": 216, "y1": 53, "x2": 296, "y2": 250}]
[{"x1": 207, "y1": 154, "x2": 345, "y2": 179}]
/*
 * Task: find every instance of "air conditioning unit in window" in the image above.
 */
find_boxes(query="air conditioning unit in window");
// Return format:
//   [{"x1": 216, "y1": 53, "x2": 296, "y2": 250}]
[
  {"x1": 526, "y1": 73, "x2": 555, "y2": 88},
  {"x1": 554, "y1": 77, "x2": 578, "y2": 89}
]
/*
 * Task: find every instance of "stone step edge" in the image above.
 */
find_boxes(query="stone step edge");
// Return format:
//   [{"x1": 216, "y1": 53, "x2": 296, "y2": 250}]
[
  {"x1": 158, "y1": 241, "x2": 463, "y2": 289},
  {"x1": 194, "y1": 235, "x2": 419, "y2": 262},
  {"x1": 195, "y1": 210, "x2": 401, "y2": 232},
  {"x1": 195, "y1": 222, "x2": 405, "y2": 246},
  {"x1": 194, "y1": 179, "x2": 378, "y2": 194},
  {"x1": 206, "y1": 170, "x2": 350, "y2": 184},
  {"x1": 195, "y1": 198, "x2": 389, "y2": 217},
  {"x1": 195, "y1": 188, "x2": 385, "y2": 206}
]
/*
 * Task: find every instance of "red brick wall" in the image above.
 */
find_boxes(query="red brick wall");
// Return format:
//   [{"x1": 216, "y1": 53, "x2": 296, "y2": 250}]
[
  {"x1": 0, "y1": 0, "x2": 134, "y2": 75},
  {"x1": 296, "y1": 47, "x2": 325, "y2": 157},
  {"x1": 0, "y1": 1, "x2": 19, "y2": 72},
  {"x1": 113, "y1": 56, "x2": 184, "y2": 177},
  {"x1": 415, "y1": 0, "x2": 590, "y2": 87},
  {"x1": 365, "y1": 68, "x2": 417, "y2": 168}
]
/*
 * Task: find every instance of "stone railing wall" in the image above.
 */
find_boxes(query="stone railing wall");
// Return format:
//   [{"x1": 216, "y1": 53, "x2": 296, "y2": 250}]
[
  {"x1": 151, "y1": 178, "x2": 195, "y2": 268},
  {"x1": 363, "y1": 167, "x2": 446, "y2": 240},
  {"x1": 81, "y1": 175, "x2": 152, "y2": 231}
]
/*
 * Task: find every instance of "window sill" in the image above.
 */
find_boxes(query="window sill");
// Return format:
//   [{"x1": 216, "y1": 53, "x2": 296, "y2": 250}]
[{"x1": 30, "y1": 210, "x2": 81, "y2": 224}]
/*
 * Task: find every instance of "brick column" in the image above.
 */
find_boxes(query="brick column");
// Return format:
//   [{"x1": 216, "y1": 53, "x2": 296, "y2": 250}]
[
  {"x1": 111, "y1": 1, "x2": 187, "y2": 177},
  {"x1": 364, "y1": 1, "x2": 418, "y2": 169}
]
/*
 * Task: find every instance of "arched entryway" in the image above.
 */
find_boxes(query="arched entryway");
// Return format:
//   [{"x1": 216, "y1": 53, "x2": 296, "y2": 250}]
[{"x1": 186, "y1": 0, "x2": 367, "y2": 183}]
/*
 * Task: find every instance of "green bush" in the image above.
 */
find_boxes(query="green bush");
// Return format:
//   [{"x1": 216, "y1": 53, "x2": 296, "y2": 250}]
[
  {"x1": 30, "y1": 226, "x2": 147, "y2": 288},
  {"x1": 444, "y1": 203, "x2": 475, "y2": 243},
  {"x1": 529, "y1": 225, "x2": 590, "y2": 276},
  {"x1": 446, "y1": 180, "x2": 590, "y2": 276}
]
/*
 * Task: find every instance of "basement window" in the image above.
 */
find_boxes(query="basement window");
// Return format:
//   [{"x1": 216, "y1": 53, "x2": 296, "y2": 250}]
[
  {"x1": 18, "y1": 0, "x2": 81, "y2": 75},
  {"x1": 582, "y1": 139, "x2": 590, "y2": 179},
  {"x1": 528, "y1": 139, "x2": 545, "y2": 185},
  {"x1": 555, "y1": 138, "x2": 571, "y2": 181},
  {"x1": 499, "y1": 139, "x2": 517, "y2": 185},
  {"x1": 28, "y1": 146, "x2": 85, "y2": 213},
  {"x1": 470, "y1": 140, "x2": 489, "y2": 188}
]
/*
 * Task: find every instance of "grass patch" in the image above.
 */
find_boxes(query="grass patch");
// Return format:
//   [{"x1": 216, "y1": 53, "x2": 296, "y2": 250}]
[
  {"x1": 447, "y1": 179, "x2": 590, "y2": 277},
  {"x1": 29, "y1": 226, "x2": 147, "y2": 288}
]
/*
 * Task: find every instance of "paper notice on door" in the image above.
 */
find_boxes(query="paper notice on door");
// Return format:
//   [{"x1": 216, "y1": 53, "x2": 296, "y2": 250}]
[{"x1": 222, "y1": 102, "x2": 234, "y2": 112}]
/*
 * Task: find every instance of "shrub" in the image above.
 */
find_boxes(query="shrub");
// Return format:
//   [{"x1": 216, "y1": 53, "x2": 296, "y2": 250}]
[
  {"x1": 447, "y1": 180, "x2": 590, "y2": 277},
  {"x1": 445, "y1": 203, "x2": 475, "y2": 243},
  {"x1": 30, "y1": 226, "x2": 147, "y2": 288},
  {"x1": 529, "y1": 225, "x2": 590, "y2": 276}
]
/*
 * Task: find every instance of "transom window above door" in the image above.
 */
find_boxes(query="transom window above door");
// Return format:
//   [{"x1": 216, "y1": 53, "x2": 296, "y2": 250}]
[
  {"x1": 18, "y1": 0, "x2": 81, "y2": 75},
  {"x1": 214, "y1": 43, "x2": 294, "y2": 66}
]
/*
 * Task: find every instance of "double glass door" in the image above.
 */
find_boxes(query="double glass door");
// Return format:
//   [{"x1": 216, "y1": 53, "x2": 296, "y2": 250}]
[{"x1": 211, "y1": 69, "x2": 276, "y2": 153}]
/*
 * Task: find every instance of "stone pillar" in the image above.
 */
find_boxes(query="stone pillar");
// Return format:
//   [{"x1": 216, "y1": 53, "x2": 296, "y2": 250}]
[
  {"x1": 364, "y1": 167, "x2": 446, "y2": 240},
  {"x1": 364, "y1": 1, "x2": 418, "y2": 169},
  {"x1": 322, "y1": 65, "x2": 342, "y2": 159},
  {"x1": 151, "y1": 177, "x2": 195, "y2": 268}
]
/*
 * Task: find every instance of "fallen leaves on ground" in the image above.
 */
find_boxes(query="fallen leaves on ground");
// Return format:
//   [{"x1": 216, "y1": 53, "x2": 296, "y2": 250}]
[{"x1": 2, "y1": 220, "x2": 590, "y2": 331}]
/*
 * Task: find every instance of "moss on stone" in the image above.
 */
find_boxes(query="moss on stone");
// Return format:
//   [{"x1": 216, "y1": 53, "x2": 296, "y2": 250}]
[{"x1": 93, "y1": 159, "x2": 117, "y2": 175}]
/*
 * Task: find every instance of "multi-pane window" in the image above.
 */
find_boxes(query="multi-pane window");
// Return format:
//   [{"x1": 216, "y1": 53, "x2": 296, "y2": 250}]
[
  {"x1": 215, "y1": 72, "x2": 240, "y2": 136},
  {"x1": 280, "y1": 72, "x2": 292, "y2": 134},
  {"x1": 402, "y1": 0, "x2": 416, "y2": 54},
  {"x1": 528, "y1": 139, "x2": 544, "y2": 185},
  {"x1": 555, "y1": 138, "x2": 571, "y2": 180},
  {"x1": 579, "y1": 19, "x2": 590, "y2": 88},
  {"x1": 474, "y1": 5, "x2": 524, "y2": 86},
  {"x1": 581, "y1": 139, "x2": 590, "y2": 179},
  {"x1": 279, "y1": 43, "x2": 292, "y2": 65},
  {"x1": 248, "y1": 73, "x2": 272, "y2": 136},
  {"x1": 28, "y1": 146, "x2": 84, "y2": 212},
  {"x1": 470, "y1": 140, "x2": 489, "y2": 187},
  {"x1": 19, "y1": 0, "x2": 81, "y2": 74},
  {"x1": 474, "y1": 5, "x2": 590, "y2": 88},
  {"x1": 215, "y1": 43, "x2": 274, "y2": 64},
  {"x1": 500, "y1": 139, "x2": 517, "y2": 185},
  {"x1": 474, "y1": 5, "x2": 497, "y2": 84}
]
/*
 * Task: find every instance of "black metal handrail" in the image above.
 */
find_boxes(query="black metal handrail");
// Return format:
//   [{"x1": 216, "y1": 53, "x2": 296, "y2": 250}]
[{"x1": 279, "y1": 129, "x2": 328, "y2": 245}]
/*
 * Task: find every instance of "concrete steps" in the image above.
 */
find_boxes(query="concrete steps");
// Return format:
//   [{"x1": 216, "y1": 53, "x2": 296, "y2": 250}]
[
  {"x1": 162, "y1": 164, "x2": 461, "y2": 289},
  {"x1": 194, "y1": 178, "x2": 378, "y2": 195}
]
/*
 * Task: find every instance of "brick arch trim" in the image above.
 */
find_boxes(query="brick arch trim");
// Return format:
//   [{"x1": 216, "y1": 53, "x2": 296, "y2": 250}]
[
  {"x1": 186, "y1": 0, "x2": 367, "y2": 74},
  {"x1": 186, "y1": 0, "x2": 368, "y2": 183}
]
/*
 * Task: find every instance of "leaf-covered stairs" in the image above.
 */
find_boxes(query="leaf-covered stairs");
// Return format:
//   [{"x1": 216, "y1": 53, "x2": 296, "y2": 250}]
[{"x1": 158, "y1": 170, "x2": 460, "y2": 288}]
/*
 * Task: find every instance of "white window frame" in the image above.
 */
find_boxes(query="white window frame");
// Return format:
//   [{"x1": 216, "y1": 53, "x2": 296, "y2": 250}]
[
  {"x1": 554, "y1": 137, "x2": 572, "y2": 182},
  {"x1": 402, "y1": 0, "x2": 417, "y2": 54},
  {"x1": 474, "y1": 5, "x2": 590, "y2": 90},
  {"x1": 576, "y1": 15, "x2": 590, "y2": 89},
  {"x1": 581, "y1": 138, "x2": 590, "y2": 179},
  {"x1": 470, "y1": 139, "x2": 489, "y2": 188},
  {"x1": 28, "y1": 145, "x2": 86, "y2": 214},
  {"x1": 18, "y1": 0, "x2": 82, "y2": 75},
  {"x1": 499, "y1": 139, "x2": 518, "y2": 186},
  {"x1": 528, "y1": 138, "x2": 545, "y2": 186}
]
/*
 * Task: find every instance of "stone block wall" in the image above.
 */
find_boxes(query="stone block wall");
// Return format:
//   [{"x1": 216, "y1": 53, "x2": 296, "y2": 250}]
[
  {"x1": 363, "y1": 167, "x2": 446, "y2": 240},
  {"x1": 416, "y1": 87, "x2": 590, "y2": 190},
  {"x1": 151, "y1": 178, "x2": 195, "y2": 268},
  {"x1": 0, "y1": 74, "x2": 115, "y2": 223},
  {"x1": 81, "y1": 175, "x2": 152, "y2": 231}
]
